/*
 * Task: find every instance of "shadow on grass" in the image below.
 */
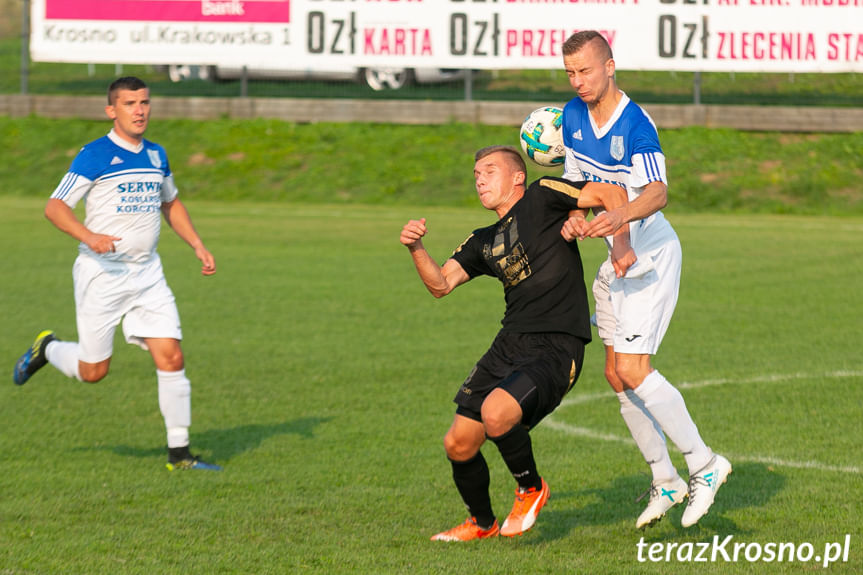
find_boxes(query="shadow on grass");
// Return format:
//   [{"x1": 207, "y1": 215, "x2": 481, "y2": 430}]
[
  {"x1": 74, "y1": 416, "x2": 332, "y2": 463},
  {"x1": 534, "y1": 462, "x2": 785, "y2": 543}
]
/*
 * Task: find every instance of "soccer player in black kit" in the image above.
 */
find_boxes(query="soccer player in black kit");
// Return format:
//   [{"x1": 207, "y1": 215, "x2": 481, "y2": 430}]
[{"x1": 400, "y1": 145, "x2": 635, "y2": 541}]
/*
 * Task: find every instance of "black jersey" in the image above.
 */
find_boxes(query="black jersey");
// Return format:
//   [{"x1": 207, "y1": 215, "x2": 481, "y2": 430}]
[{"x1": 450, "y1": 177, "x2": 592, "y2": 341}]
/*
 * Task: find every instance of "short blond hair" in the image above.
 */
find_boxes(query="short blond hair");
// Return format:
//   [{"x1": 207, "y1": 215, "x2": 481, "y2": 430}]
[
  {"x1": 562, "y1": 30, "x2": 613, "y2": 61},
  {"x1": 475, "y1": 145, "x2": 527, "y2": 177}
]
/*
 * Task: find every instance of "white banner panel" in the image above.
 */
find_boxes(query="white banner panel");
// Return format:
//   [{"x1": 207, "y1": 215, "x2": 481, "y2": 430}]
[{"x1": 29, "y1": 0, "x2": 863, "y2": 73}]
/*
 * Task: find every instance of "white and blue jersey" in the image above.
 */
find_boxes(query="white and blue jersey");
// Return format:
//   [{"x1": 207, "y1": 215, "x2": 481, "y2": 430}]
[
  {"x1": 561, "y1": 92, "x2": 673, "y2": 251},
  {"x1": 562, "y1": 92, "x2": 681, "y2": 354},
  {"x1": 51, "y1": 129, "x2": 178, "y2": 264}
]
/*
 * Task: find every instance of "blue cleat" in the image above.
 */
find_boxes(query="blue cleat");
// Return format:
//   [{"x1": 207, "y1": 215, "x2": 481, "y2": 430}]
[
  {"x1": 13, "y1": 330, "x2": 57, "y2": 385},
  {"x1": 166, "y1": 454, "x2": 222, "y2": 471}
]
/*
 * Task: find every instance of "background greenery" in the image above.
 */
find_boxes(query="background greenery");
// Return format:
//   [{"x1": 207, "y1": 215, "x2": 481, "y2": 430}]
[{"x1": 1, "y1": 116, "x2": 861, "y2": 215}]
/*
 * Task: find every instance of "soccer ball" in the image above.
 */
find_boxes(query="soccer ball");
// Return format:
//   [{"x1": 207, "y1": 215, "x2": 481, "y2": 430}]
[{"x1": 519, "y1": 106, "x2": 565, "y2": 167}]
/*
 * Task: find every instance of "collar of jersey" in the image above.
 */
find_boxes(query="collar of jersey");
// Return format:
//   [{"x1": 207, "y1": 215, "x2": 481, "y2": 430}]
[
  {"x1": 590, "y1": 91, "x2": 630, "y2": 139},
  {"x1": 107, "y1": 129, "x2": 144, "y2": 154}
]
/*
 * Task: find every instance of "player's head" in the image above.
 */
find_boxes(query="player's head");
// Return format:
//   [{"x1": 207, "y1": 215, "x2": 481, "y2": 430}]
[
  {"x1": 473, "y1": 145, "x2": 527, "y2": 214},
  {"x1": 105, "y1": 76, "x2": 151, "y2": 145},
  {"x1": 562, "y1": 31, "x2": 616, "y2": 106}
]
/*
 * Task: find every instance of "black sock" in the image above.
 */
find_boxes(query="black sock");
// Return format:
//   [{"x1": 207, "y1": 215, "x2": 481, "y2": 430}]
[
  {"x1": 168, "y1": 445, "x2": 192, "y2": 462},
  {"x1": 450, "y1": 452, "x2": 495, "y2": 529},
  {"x1": 489, "y1": 425, "x2": 542, "y2": 491}
]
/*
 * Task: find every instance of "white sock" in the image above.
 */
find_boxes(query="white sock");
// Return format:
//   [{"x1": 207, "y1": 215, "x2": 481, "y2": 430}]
[
  {"x1": 157, "y1": 369, "x2": 191, "y2": 449},
  {"x1": 166, "y1": 427, "x2": 190, "y2": 449},
  {"x1": 45, "y1": 341, "x2": 81, "y2": 381},
  {"x1": 633, "y1": 370, "x2": 712, "y2": 474},
  {"x1": 617, "y1": 390, "x2": 678, "y2": 482}
]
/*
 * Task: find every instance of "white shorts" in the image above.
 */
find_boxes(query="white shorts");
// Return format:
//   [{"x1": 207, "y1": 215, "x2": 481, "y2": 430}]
[
  {"x1": 592, "y1": 235, "x2": 681, "y2": 355},
  {"x1": 73, "y1": 254, "x2": 182, "y2": 363}
]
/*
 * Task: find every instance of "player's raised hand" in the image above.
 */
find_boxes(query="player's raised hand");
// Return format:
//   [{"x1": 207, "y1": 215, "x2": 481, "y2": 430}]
[
  {"x1": 86, "y1": 233, "x2": 122, "y2": 254},
  {"x1": 400, "y1": 218, "x2": 428, "y2": 248}
]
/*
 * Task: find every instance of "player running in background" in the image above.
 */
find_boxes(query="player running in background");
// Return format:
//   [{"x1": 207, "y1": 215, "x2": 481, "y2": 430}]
[
  {"x1": 401, "y1": 145, "x2": 634, "y2": 541},
  {"x1": 13, "y1": 76, "x2": 220, "y2": 471},
  {"x1": 559, "y1": 31, "x2": 731, "y2": 528}
]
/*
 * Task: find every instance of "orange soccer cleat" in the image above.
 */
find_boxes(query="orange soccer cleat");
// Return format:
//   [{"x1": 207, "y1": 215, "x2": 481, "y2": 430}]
[
  {"x1": 500, "y1": 478, "x2": 550, "y2": 537},
  {"x1": 430, "y1": 517, "x2": 500, "y2": 542}
]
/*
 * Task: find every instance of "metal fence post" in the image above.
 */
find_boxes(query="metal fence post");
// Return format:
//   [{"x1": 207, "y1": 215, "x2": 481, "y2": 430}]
[
  {"x1": 464, "y1": 68, "x2": 473, "y2": 102},
  {"x1": 21, "y1": 0, "x2": 30, "y2": 94},
  {"x1": 693, "y1": 70, "x2": 702, "y2": 106}
]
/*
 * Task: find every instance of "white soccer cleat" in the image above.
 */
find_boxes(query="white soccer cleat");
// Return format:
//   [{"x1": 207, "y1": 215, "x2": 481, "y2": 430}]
[
  {"x1": 635, "y1": 475, "x2": 688, "y2": 529},
  {"x1": 681, "y1": 454, "x2": 732, "y2": 527}
]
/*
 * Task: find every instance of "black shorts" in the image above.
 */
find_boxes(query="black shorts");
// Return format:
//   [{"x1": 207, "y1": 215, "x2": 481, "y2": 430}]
[{"x1": 454, "y1": 331, "x2": 586, "y2": 429}]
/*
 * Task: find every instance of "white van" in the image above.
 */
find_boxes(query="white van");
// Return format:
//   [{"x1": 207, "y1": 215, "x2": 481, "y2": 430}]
[{"x1": 162, "y1": 64, "x2": 466, "y2": 91}]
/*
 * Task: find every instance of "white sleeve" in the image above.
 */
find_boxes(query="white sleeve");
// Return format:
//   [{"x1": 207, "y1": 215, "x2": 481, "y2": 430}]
[
  {"x1": 50, "y1": 172, "x2": 93, "y2": 208},
  {"x1": 630, "y1": 151, "x2": 667, "y2": 189},
  {"x1": 562, "y1": 147, "x2": 585, "y2": 182},
  {"x1": 161, "y1": 174, "x2": 179, "y2": 203}
]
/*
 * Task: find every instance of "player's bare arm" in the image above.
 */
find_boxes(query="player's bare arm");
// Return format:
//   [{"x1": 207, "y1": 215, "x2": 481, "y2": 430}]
[
  {"x1": 44, "y1": 198, "x2": 121, "y2": 254},
  {"x1": 583, "y1": 180, "x2": 668, "y2": 239},
  {"x1": 161, "y1": 198, "x2": 216, "y2": 276},
  {"x1": 560, "y1": 181, "x2": 628, "y2": 241},
  {"x1": 572, "y1": 182, "x2": 637, "y2": 278},
  {"x1": 400, "y1": 218, "x2": 469, "y2": 298}
]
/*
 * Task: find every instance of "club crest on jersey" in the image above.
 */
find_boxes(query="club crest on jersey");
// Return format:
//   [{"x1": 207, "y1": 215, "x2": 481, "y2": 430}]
[
  {"x1": 147, "y1": 149, "x2": 162, "y2": 169},
  {"x1": 610, "y1": 136, "x2": 624, "y2": 161}
]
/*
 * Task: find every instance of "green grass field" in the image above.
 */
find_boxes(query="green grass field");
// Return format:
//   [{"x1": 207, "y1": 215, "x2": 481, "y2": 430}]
[{"x1": 1, "y1": 197, "x2": 861, "y2": 574}]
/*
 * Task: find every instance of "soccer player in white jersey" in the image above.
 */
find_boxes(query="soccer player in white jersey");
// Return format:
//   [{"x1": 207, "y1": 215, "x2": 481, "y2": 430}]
[
  {"x1": 559, "y1": 31, "x2": 730, "y2": 528},
  {"x1": 13, "y1": 76, "x2": 220, "y2": 471}
]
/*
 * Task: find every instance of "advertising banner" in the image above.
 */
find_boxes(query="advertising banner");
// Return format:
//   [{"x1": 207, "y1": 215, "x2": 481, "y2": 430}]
[{"x1": 29, "y1": 0, "x2": 863, "y2": 73}]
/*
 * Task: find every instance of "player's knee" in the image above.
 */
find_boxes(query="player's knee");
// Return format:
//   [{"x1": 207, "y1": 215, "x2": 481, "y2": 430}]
[
  {"x1": 79, "y1": 364, "x2": 109, "y2": 383},
  {"x1": 157, "y1": 349, "x2": 185, "y2": 372},
  {"x1": 162, "y1": 357, "x2": 184, "y2": 372},
  {"x1": 443, "y1": 431, "x2": 477, "y2": 461},
  {"x1": 480, "y1": 408, "x2": 514, "y2": 438},
  {"x1": 480, "y1": 390, "x2": 522, "y2": 437},
  {"x1": 442, "y1": 432, "x2": 462, "y2": 459}
]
